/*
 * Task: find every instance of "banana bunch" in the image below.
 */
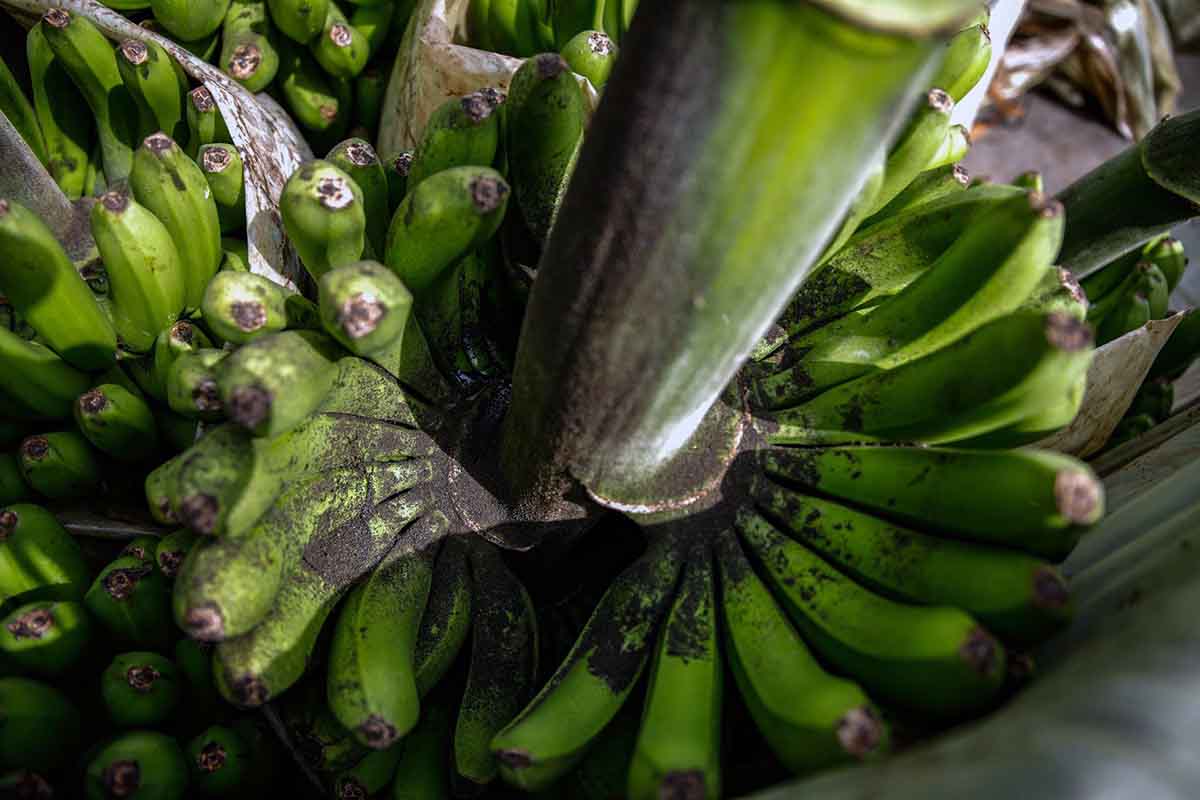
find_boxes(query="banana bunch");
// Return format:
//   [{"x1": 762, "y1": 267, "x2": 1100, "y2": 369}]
[
  {"x1": 1081, "y1": 234, "x2": 1188, "y2": 346},
  {"x1": 0, "y1": 501, "x2": 292, "y2": 797},
  {"x1": 467, "y1": 0, "x2": 632, "y2": 58}
]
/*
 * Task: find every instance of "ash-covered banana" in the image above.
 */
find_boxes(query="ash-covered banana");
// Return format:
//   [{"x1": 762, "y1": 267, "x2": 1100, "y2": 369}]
[
  {"x1": 281, "y1": 160, "x2": 367, "y2": 280},
  {"x1": 414, "y1": 534, "x2": 473, "y2": 696},
  {"x1": 130, "y1": 133, "x2": 223, "y2": 311},
  {"x1": 319, "y1": 261, "x2": 413, "y2": 356}
]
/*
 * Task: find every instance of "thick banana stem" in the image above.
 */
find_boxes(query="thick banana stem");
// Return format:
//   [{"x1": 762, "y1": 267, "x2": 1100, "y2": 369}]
[
  {"x1": 1057, "y1": 109, "x2": 1200, "y2": 277},
  {"x1": 501, "y1": 0, "x2": 969, "y2": 517}
]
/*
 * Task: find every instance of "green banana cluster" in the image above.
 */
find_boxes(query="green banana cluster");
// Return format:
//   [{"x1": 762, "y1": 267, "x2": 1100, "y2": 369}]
[
  {"x1": 468, "y1": 0, "x2": 635, "y2": 57},
  {"x1": 1082, "y1": 234, "x2": 1188, "y2": 346}
]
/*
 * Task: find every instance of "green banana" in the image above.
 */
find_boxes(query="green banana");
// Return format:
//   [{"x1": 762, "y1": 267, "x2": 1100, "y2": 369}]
[
  {"x1": 151, "y1": 0, "x2": 232, "y2": 42},
  {"x1": 384, "y1": 165, "x2": 509, "y2": 293},
  {"x1": 0, "y1": 455, "x2": 26, "y2": 506},
  {"x1": 0, "y1": 600, "x2": 91, "y2": 676},
  {"x1": 1080, "y1": 240, "x2": 1148, "y2": 304},
  {"x1": 753, "y1": 184, "x2": 1027, "y2": 360},
  {"x1": 0, "y1": 677, "x2": 81, "y2": 771},
  {"x1": 267, "y1": 0, "x2": 330, "y2": 43},
  {"x1": 319, "y1": 261, "x2": 413, "y2": 356},
  {"x1": 187, "y1": 86, "x2": 233, "y2": 156},
  {"x1": 129, "y1": 132, "x2": 223, "y2": 311},
  {"x1": 413, "y1": 534, "x2": 472, "y2": 696},
  {"x1": 737, "y1": 508, "x2": 1006, "y2": 717},
  {"x1": 488, "y1": 0, "x2": 540, "y2": 56},
  {"x1": 354, "y1": 65, "x2": 387, "y2": 140},
  {"x1": 83, "y1": 554, "x2": 172, "y2": 650},
  {"x1": 201, "y1": 270, "x2": 289, "y2": 345},
  {"x1": 860, "y1": 163, "x2": 970, "y2": 230},
  {"x1": 337, "y1": 745, "x2": 403, "y2": 799},
  {"x1": 150, "y1": 320, "x2": 215, "y2": 401},
  {"x1": 350, "y1": 2, "x2": 395, "y2": 56},
  {"x1": 327, "y1": 539, "x2": 437, "y2": 748},
  {"x1": 284, "y1": 687, "x2": 370, "y2": 772},
  {"x1": 116, "y1": 38, "x2": 189, "y2": 145},
  {"x1": 550, "y1": 0, "x2": 600, "y2": 48},
  {"x1": 0, "y1": 328, "x2": 93, "y2": 420},
  {"x1": 175, "y1": 637, "x2": 218, "y2": 708},
  {"x1": 84, "y1": 731, "x2": 189, "y2": 800},
  {"x1": 1097, "y1": 284, "x2": 1152, "y2": 345},
  {"x1": 216, "y1": 329, "x2": 342, "y2": 437},
  {"x1": 0, "y1": 54, "x2": 46, "y2": 165},
  {"x1": 407, "y1": 91, "x2": 504, "y2": 192},
  {"x1": 769, "y1": 311, "x2": 1097, "y2": 446},
  {"x1": 867, "y1": 88, "x2": 954, "y2": 216},
  {"x1": 932, "y1": 21, "x2": 992, "y2": 102},
  {"x1": 0, "y1": 504, "x2": 89, "y2": 609},
  {"x1": 926, "y1": 122, "x2": 971, "y2": 170},
  {"x1": 18, "y1": 432, "x2": 101, "y2": 500},
  {"x1": 491, "y1": 538, "x2": 682, "y2": 791},
  {"x1": 154, "y1": 528, "x2": 197, "y2": 579},
  {"x1": 26, "y1": 23, "x2": 93, "y2": 200},
  {"x1": 0, "y1": 199, "x2": 117, "y2": 370},
  {"x1": 1021, "y1": 265, "x2": 1089, "y2": 320},
  {"x1": 156, "y1": 407, "x2": 199, "y2": 453},
  {"x1": 627, "y1": 550, "x2": 722, "y2": 800},
  {"x1": 280, "y1": 159, "x2": 367, "y2": 281},
  {"x1": 757, "y1": 191, "x2": 1063, "y2": 408},
  {"x1": 91, "y1": 188, "x2": 187, "y2": 352},
  {"x1": 468, "y1": 0, "x2": 494, "y2": 50},
  {"x1": 561, "y1": 30, "x2": 618, "y2": 90},
  {"x1": 40, "y1": 9, "x2": 138, "y2": 182},
  {"x1": 221, "y1": 237, "x2": 251, "y2": 272},
  {"x1": 758, "y1": 445, "x2": 1103, "y2": 561},
  {"x1": 221, "y1": 0, "x2": 281, "y2": 93},
  {"x1": 506, "y1": 53, "x2": 586, "y2": 243},
  {"x1": 120, "y1": 535, "x2": 161, "y2": 571},
  {"x1": 454, "y1": 540, "x2": 539, "y2": 789},
  {"x1": 714, "y1": 529, "x2": 886, "y2": 774},
  {"x1": 312, "y1": 2, "x2": 370, "y2": 79},
  {"x1": 389, "y1": 690, "x2": 452, "y2": 800},
  {"x1": 1146, "y1": 235, "x2": 1187, "y2": 292},
  {"x1": 327, "y1": 138, "x2": 390, "y2": 257},
  {"x1": 277, "y1": 41, "x2": 344, "y2": 132},
  {"x1": 166, "y1": 348, "x2": 227, "y2": 420},
  {"x1": 199, "y1": 144, "x2": 247, "y2": 234},
  {"x1": 751, "y1": 476, "x2": 1073, "y2": 644},
  {"x1": 384, "y1": 150, "x2": 413, "y2": 214},
  {"x1": 214, "y1": 504, "x2": 437, "y2": 708},
  {"x1": 74, "y1": 383, "x2": 160, "y2": 462},
  {"x1": 101, "y1": 651, "x2": 182, "y2": 727},
  {"x1": 187, "y1": 725, "x2": 252, "y2": 796}
]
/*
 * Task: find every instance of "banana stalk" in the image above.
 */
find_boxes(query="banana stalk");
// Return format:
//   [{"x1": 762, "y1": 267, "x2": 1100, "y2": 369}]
[{"x1": 500, "y1": 0, "x2": 977, "y2": 518}]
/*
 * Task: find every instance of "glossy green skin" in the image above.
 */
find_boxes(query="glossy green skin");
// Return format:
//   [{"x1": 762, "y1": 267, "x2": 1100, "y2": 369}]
[
  {"x1": 0, "y1": 600, "x2": 91, "y2": 676},
  {"x1": 84, "y1": 731, "x2": 189, "y2": 800},
  {"x1": 627, "y1": 554, "x2": 722, "y2": 800},
  {"x1": 318, "y1": 261, "x2": 413, "y2": 356},
  {"x1": 0, "y1": 504, "x2": 89, "y2": 610},
  {"x1": 116, "y1": 38, "x2": 189, "y2": 145},
  {"x1": 267, "y1": 0, "x2": 329, "y2": 43},
  {"x1": 506, "y1": 54, "x2": 586, "y2": 243},
  {"x1": 715, "y1": 530, "x2": 886, "y2": 775},
  {"x1": 202, "y1": 270, "x2": 289, "y2": 345},
  {"x1": 18, "y1": 431, "x2": 101, "y2": 500},
  {"x1": 151, "y1": 0, "x2": 232, "y2": 41},
  {"x1": 83, "y1": 554, "x2": 172, "y2": 650},
  {"x1": 492, "y1": 540, "x2": 681, "y2": 791},
  {"x1": 312, "y1": 2, "x2": 369, "y2": 78},
  {"x1": 737, "y1": 509, "x2": 1007, "y2": 718},
  {"x1": 74, "y1": 383, "x2": 160, "y2": 462},
  {"x1": 40, "y1": 10, "x2": 138, "y2": 182},
  {"x1": 407, "y1": 93, "x2": 503, "y2": 192},
  {"x1": 384, "y1": 166, "x2": 509, "y2": 293},
  {"x1": 561, "y1": 30, "x2": 618, "y2": 89},
  {"x1": 199, "y1": 144, "x2": 246, "y2": 234},
  {"x1": 0, "y1": 200, "x2": 116, "y2": 370},
  {"x1": 129, "y1": 134, "x2": 223, "y2": 312},
  {"x1": 90, "y1": 190, "x2": 187, "y2": 353},
  {"x1": 101, "y1": 651, "x2": 182, "y2": 727},
  {"x1": 26, "y1": 23, "x2": 92, "y2": 200},
  {"x1": 354, "y1": 67, "x2": 387, "y2": 139},
  {"x1": 280, "y1": 160, "x2": 367, "y2": 281},
  {"x1": 0, "y1": 677, "x2": 81, "y2": 771}
]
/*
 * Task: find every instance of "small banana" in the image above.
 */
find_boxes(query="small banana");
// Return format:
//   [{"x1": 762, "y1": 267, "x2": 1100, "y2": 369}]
[
  {"x1": 151, "y1": 0, "x2": 233, "y2": 42},
  {"x1": 116, "y1": 38, "x2": 189, "y2": 145},
  {"x1": 327, "y1": 138, "x2": 390, "y2": 257},
  {"x1": 84, "y1": 731, "x2": 189, "y2": 800},
  {"x1": 407, "y1": 91, "x2": 504, "y2": 192},
  {"x1": 187, "y1": 86, "x2": 233, "y2": 156},
  {"x1": 202, "y1": 270, "x2": 290, "y2": 345},
  {"x1": 100, "y1": 651, "x2": 182, "y2": 727},
  {"x1": 267, "y1": 0, "x2": 330, "y2": 43},
  {"x1": 26, "y1": 23, "x2": 92, "y2": 200},
  {"x1": 0, "y1": 504, "x2": 89, "y2": 609},
  {"x1": 187, "y1": 725, "x2": 253, "y2": 796},
  {"x1": 0, "y1": 600, "x2": 91, "y2": 677},
  {"x1": 200, "y1": 143, "x2": 247, "y2": 234},
  {"x1": 312, "y1": 2, "x2": 370, "y2": 79},
  {"x1": 931, "y1": 21, "x2": 992, "y2": 102},
  {"x1": 0, "y1": 677, "x2": 81, "y2": 772},
  {"x1": 280, "y1": 159, "x2": 367, "y2": 281},
  {"x1": 867, "y1": 88, "x2": 954, "y2": 217},
  {"x1": 74, "y1": 383, "x2": 160, "y2": 462},
  {"x1": 154, "y1": 528, "x2": 197, "y2": 579},
  {"x1": 561, "y1": 30, "x2": 618, "y2": 90},
  {"x1": 319, "y1": 260, "x2": 413, "y2": 356},
  {"x1": 18, "y1": 432, "x2": 102, "y2": 500},
  {"x1": 83, "y1": 554, "x2": 172, "y2": 650},
  {"x1": 166, "y1": 348, "x2": 227, "y2": 420}
]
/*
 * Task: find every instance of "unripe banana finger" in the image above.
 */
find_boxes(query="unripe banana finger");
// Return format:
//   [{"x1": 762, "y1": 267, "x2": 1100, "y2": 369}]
[
  {"x1": 18, "y1": 432, "x2": 102, "y2": 500},
  {"x1": 74, "y1": 383, "x2": 160, "y2": 462}
]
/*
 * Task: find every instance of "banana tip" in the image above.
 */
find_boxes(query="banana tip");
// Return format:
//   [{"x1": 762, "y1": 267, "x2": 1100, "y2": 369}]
[
  {"x1": 229, "y1": 43, "x2": 263, "y2": 80},
  {"x1": 1033, "y1": 567, "x2": 1070, "y2": 610},
  {"x1": 231, "y1": 675, "x2": 269, "y2": 707},
  {"x1": 158, "y1": 550, "x2": 185, "y2": 578},
  {"x1": 390, "y1": 152, "x2": 414, "y2": 178},
  {"x1": 119, "y1": 40, "x2": 149, "y2": 65},
  {"x1": 101, "y1": 190, "x2": 130, "y2": 213},
  {"x1": 329, "y1": 23, "x2": 354, "y2": 48},
  {"x1": 170, "y1": 321, "x2": 196, "y2": 345},
  {"x1": 928, "y1": 88, "x2": 954, "y2": 114},
  {"x1": 1055, "y1": 470, "x2": 1102, "y2": 524},
  {"x1": 358, "y1": 715, "x2": 400, "y2": 749},
  {"x1": 661, "y1": 770, "x2": 707, "y2": 800},
  {"x1": 836, "y1": 706, "x2": 884, "y2": 758},
  {"x1": 42, "y1": 9, "x2": 69, "y2": 27},
  {"x1": 470, "y1": 177, "x2": 509, "y2": 214},
  {"x1": 1044, "y1": 313, "x2": 1093, "y2": 352},
  {"x1": 102, "y1": 759, "x2": 140, "y2": 797},
  {"x1": 0, "y1": 510, "x2": 16, "y2": 539},
  {"x1": 461, "y1": 91, "x2": 499, "y2": 124},
  {"x1": 6, "y1": 607, "x2": 53, "y2": 640},
  {"x1": 588, "y1": 31, "x2": 615, "y2": 55},
  {"x1": 959, "y1": 626, "x2": 1000, "y2": 676},
  {"x1": 196, "y1": 742, "x2": 227, "y2": 774},
  {"x1": 228, "y1": 386, "x2": 273, "y2": 431},
  {"x1": 495, "y1": 749, "x2": 534, "y2": 769},
  {"x1": 192, "y1": 380, "x2": 223, "y2": 414},
  {"x1": 315, "y1": 176, "x2": 355, "y2": 210},
  {"x1": 104, "y1": 567, "x2": 151, "y2": 601},
  {"x1": 0, "y1": 199, "x2": 9, "y2": 216},
  {"x1": 534, "y1": 53, "x2": 569, "y2": 79},
  {"x1": 338, "y1": 293, "x2": 386, "y2": 339},
  {"x1": 343, "y1": 141, "x2": 378, "y2": 168},
  {"x1": 79, "y1": 389, "x2": 109, "y2": 416},
  {"x1": 126, "y1": 665, "x2": 162, "y2": 693},
  {"x1": 144, "y1": 132, "x2": 175, "y2": 154},
  {"x1": 190, "y1": 87, "x2": 217, "y2": 114},
  {"x1": 230, "y1": 300, "x2": 267, "y2": 333},
  {"x1": 338, "y1": 777, "x2": 369, "y2": 800},
  {"x1": 201, "y1": 146, "x2": 234, "y2": 174},
  {"x1": 181, "y1": 494, "x2": 220, "y2": 536},
  {"x1": 20, "y1": 436, "x2": 50, "y2": 462}
]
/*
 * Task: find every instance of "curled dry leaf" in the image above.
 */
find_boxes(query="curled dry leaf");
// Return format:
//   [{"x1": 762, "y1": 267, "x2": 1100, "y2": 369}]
[
  {"x1": 377, "y1": 0, "x2": 600, "y2": 155},
  {"x1": 1036, "y1": 312, "x2": 1185, "y2": 458},
  {"x1": 0, "y1": 0, "x2": 309, "y2": 291}
]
